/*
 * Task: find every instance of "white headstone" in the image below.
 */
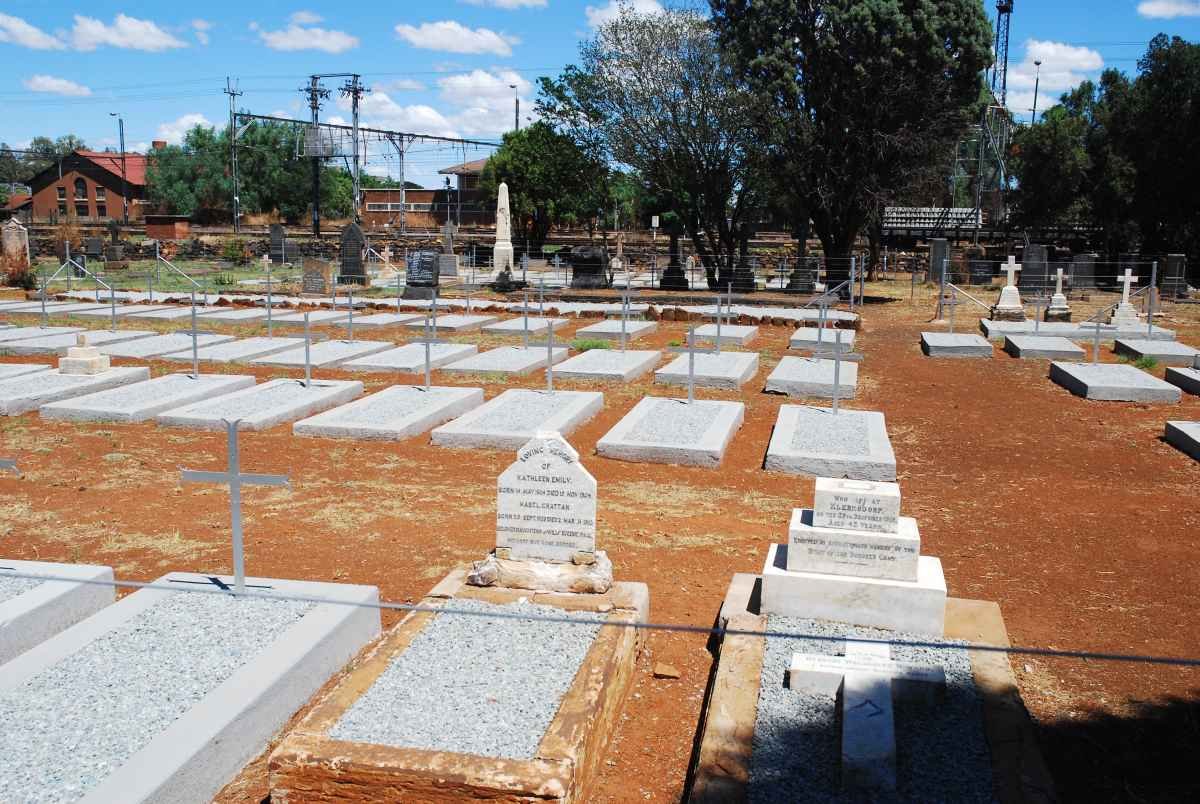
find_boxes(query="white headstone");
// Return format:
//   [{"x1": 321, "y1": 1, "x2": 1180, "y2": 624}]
[
  {"x1": 492, "y1": 182, "x2": 515, "y2": 280},
  {"x1": 2, "y1": 219, "x2": 30, "y2": 269},
  {"x1": 1002, "y1": 256, "x2": 1020, "y2": 287},
  {"x1": 59, "y1": 333, "x2": 110, "y2": 375},
  {"x1": 1118, "y1": 268, "x2": 1139, "y2": 304},
  {"x1": 496, "y1": 431, "x2": 596, "y2": 562},
  {"x1": 812, "y1": 478, "x2": 901, "y2": 534}
]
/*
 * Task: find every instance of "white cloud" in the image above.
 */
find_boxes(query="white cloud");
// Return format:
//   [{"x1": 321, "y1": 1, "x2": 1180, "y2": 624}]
[
  {"x1": 1007, "y1": 40, "x2": 1104, "y2": 116},
  {"x1": 192, "y1": 19, "x2": 211, "y2": 46},
  {"x1": 461, "y1": 0, "x2": 548, "y2": 7},
  {"x1": 157, "y1": 113, "x2": 214, "y2": 145},
  {"x1": 584, "y1": 0, "x2": 663, "y2": 28},
  {"x1": 376, "y1": 78, "x2": 427, "y2": 92},
  {"x1": 71, "y1": 14, "x2": 188, "y2": 52},
  {"x1": 0, "y1": 13, "x2": 65, "y2": 50},
  {"x1": 394, "y1": 21, "x2": 519, "y2": 56},
  {"x1": 438, "y1": 69, "x2": 534, "y2": 137},
  {"x1": 253, "y1": 17, "x2": 359, "y2": 53},
  {"x1": 290, "y1": 11, "x2": 324, "y2": 25},
  {"x1": 1137, "y1": 1, "x2": 1200, "y2": 18},
  {"x1": 339, "y1": 93, "x2": 460, "y2": 138},
  {"x1": 23, "y1": 74, "x2": 91, "y2": 97}
]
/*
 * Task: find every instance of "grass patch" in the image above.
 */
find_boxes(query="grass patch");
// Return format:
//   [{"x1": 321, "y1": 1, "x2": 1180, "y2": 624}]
[
  {"x1": 572, "y1": 338, "x2": 610, "y2": 352},
  {"x1": 1133, "y1": 356, "x2": 1159, "y2": 370}
]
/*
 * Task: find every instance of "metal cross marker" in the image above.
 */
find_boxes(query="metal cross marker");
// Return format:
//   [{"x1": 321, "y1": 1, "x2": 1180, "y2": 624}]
[
  {"x1": 538, "y1": 272, "x2": 547, "y2": 316},
  {"x1": 1146, "y1": 260, "x2": 1158, "y2": 338},
  {"x1": 180, "y1": 419, "x2": 289, "y2": 595},
  {"x1": 189, "y1": 290, "x2": 201, "y2": 378},
  {"x1": 109, "y1": 285, "x2": 118, "y2": 333},
  {"x1": 415, "y1": 313, "x2": 452, "y2": 391},
  {"x1": 811, "y1": 329, "x2": 862, "y2": 415},
  {"x1": 265, "y1": 259, "x2": 275, "y2": 337},
  {"x1": 617, "y1": 286, "x2": 639, "y2": 352},
  {"x1": 668, "y1": 325, "x2": 718, "y2": 404},
  {"x1": 1090, "y1": 317, "x2": 1104, "y2": 365},
  {"x1": 346, "y1": 285, "x2": 355, "y2": 340},
  {"x1": 1031, "y1": 295, "x2": 1046, "y2": 334},
  {"x1": 521, "y1": 290, "x2": 532, "y2": 349},
  {"x1": 943, "y1": 287, "x2": 960, "y2": 335},
  {"x1": 303, "y1": 311, "x2": 313, "y2": 387}
]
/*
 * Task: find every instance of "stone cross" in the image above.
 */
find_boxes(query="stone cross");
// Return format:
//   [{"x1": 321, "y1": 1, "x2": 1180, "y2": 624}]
[
  {"x1": 789, "y1": 640, "x2": 945, "y2": 793},
  {"x1": 1003, "y1": 256, "x2": 1020, "y2": 287},
  {"x1": 261, "y1": 253, "x2": 270, "y2": 272},
  {"x1": 180, "y1": 419, "x2": 289, "y2": 595},
  {"x1": 1118, "y1": 268, "x2": 1139, "y2": 304},
  {"x1": 1054, "y1": 267, "x2": 1067, "y2": 296},
  {"x1": 668, "y1": 325, "x2": 717, "y2": 404}
]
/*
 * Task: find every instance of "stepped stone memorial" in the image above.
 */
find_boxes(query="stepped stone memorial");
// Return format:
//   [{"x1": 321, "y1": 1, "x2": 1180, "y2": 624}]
[
  {"x1": 1045, "y1": 267, "x2": 1072, "y2": 321},
  {"x1": 59, "y1": 333, "x2": 110, "y2": 375},
  {"x1": 1110, "y1": 268, "x2": 1143, "y2": 329},
  {"x1": 491, "y1": 181, "x2": 515, "y2": 282},
  {"x1": 762, "y1": 477, "x2": 946, "y2": 634},
  {"x1": 991, "y1": 257, "x2": 1026, "y2": 321},
  {"x1": 438, "y1": 221, "x2": 460, "y2": 277}
]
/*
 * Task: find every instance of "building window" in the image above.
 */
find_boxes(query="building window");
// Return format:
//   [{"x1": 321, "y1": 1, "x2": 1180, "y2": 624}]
[
  {"x1": 58, "y1": 202, "x2": 67, "y2": 215},
  {"x1": 57, "y1": 186, "x2": 66, "y2": 201},
  {"x1": 74, "y1": 178, "x2": 87, "y2": 201},
  {"x1": 75, "y1": 203, "x2": 89, "y2": 218},
  {"x1": 95, "y1": 187, "x2": 106, "y2": 202},
  {"x1": 96, "y1": 204, "x2": 107, "y2": 218}
]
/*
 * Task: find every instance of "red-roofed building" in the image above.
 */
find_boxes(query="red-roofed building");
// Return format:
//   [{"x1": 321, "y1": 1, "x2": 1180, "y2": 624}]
[
  {"x1": 26, "y1": 147, "x2": 155, "y2": 223},
  {"x1": 1, "y1": 193, "x2": 32, "y2": 223}
]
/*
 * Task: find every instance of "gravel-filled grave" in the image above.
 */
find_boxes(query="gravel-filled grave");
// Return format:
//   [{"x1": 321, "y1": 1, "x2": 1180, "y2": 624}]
[
  {"x1": 787, "y1": 407, "x2": 869, "y2": 455},
  {"x1": 749, "y1": 615, "x2": 994, "y2": 803},
  {"x1": 330, "y1": 598, "x2": 604, "y2": 759},
  {"x1": 0, "y1": 591, "x2": 313, "y2": 803},
  {"x1": 0, "y1": 572, "x2": 41, "y2": 604},
  {"x1": 624, "y1": 398, "x2": 723, "y2": 444},
  {"x1": 471, "y1": 390, "x2": 565, "y2": 432}
]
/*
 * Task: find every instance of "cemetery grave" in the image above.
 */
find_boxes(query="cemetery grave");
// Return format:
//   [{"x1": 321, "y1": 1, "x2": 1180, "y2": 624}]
[
  {"x1": 0, "y1": 363, "x2": 150, "y2": 415},
  {"x1": 0, "y1": 362, "x2": 51, "y2": 380},
  {"x1": 0, "y1": 328, "x2": 155, "y2": 356},
  {"x1": 595, "y1": 396, "x2": 745, "y2": 466},
  {"x1": 98, "y1": 332, "x2": 237, "y2": 359},
  {"x1": 481, "y1": 316, "x2": 571, "y2": 335},
  {"x1": 979, "y1": 317, "x2": 1176, "y2": 342},
  {"x1": 160, "y1": 336, "x2": 305, "y2": 364},
  {"x1": 401, "y1": 313, "x2": 498, "y2": 333},
  {"x1": 1112, "y1": 338, "x2": 1200, "y2": 367},
  {"x1": 431, "y1": 388, "x2": 604, "y2": 450},
  {"x1": 1003, "y1": 335, "x2": 1087, "y2": 360},
  {"x1": 575, "y1": 318, "x2": 658, "y2": 341},
  {"x1": 269, "y1": 309, "x2": 352, "y2": 326},
  {"x1": 440, "y1": 344, "x2": 571, "y2": 377},
  {"x1": 790, "y1": 325, "x2": 857, "y2": 352},
  {"x1": 554, "y1": 347, "x2": 663, "y2": 382},
  {"x1": 0, "y1": 325, "x2": 83, "y2": 344},
  {"x1": 341, "y1": 341, "x2": 478, "y2": 373},
  {"x1": 40, "y1": 373, "x2": 256, "y2": 423},
  {"x1": 197, "y1": 307, "x2": 271, "y2": 322},
  {"x1": 269, "y1": 433, "x2": 648, "y2": 803},
  {"x1": 654, "y1": 350, "x2": 760, "y2": 389},
  {"x1": 1164, "y1": 365, "x2": 1200, "y2": 395},
  {"x1": 157, "y1": 378, "x2": 364, "y2": 430},
  {"x1": 0, "y1": 559, "x2": 115, "y2": 666},
  {"x1": 337, "y1": 312, "x2": 425, "y2": 328},
  {"x1": 1048, "y1": 361, "x2": 1182, "y2": 403},
  {"x1": 764, "y1": 356, "x2": 859, "y2": 399},
  {"x1": 765, "y1": 405, "x2": 897, "y2": 480},
  {"x1": 71, "y1": 304, "x2": 175, "y2": 319},
  {"x1": 920, "y1": 332, "x2": 994, "y2": 358},
  {"x1": 248, "y1": 339, "x2": 393, "y2": 369},
  {"x1": 692, "y1": 322, "x2": 758, "y2": 346},
  {"x1": 294, "y1": 385, "x2": 484, "y2": 441},
  {"x1": 124, "y1": 305, "x2": 229, "y2": 320},
  {"x1": 1164, "y1": 420, "x2": 1200, "y2": 461}
]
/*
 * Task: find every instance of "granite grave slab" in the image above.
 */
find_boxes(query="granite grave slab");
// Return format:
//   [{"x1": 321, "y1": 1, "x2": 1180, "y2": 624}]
[
  {"x1": 0, "y1": 363, "x2": 51, "y2": 380},
  {"x1": 124, "y1": 305, "x2": 228, "y2": 320},
  {"x1": 0, "y1": 366, "x2": 150, "y2": 415},
  {"x1": 764, "y1": 405, "x2": 897, "y2": 481},
  {"x1": 0, "y1": 329, "x2": 155, "y2": 356},
  {"x1": 341, "y1": 342, "x2": 478, "y2": 373},
  {"x1": 789, "y1": 327, "x2": 857, "y2": 352},
  {"x1": 431, "y1": 388, "x2": 603, "y2": 450},
  {"x1": 1165, "y1": 367, "x2": 1200, "y2": 396},
  {"x1": 160, "y1": 337, "x2": 304, "y2": 365},
  {"x1": 765, "y1": 356, "x2": 858, "y2": 399},
  {"x1": 553, "y1": 349, "x2": 662, "y2": 382},
  {"x1": 575, "y1": 319, "x2": 657, "y2": 341},
  {"x1": 196, "y1": 307, "x2": 270, "y2": 322},
  {"x1": 72, "y1": 305, "x2": 174, "y2": 319},
  {"x1": 654, "y1": 351, "x2": 759, "y2": 389},
  {"x1": 40, "y1": 373, "x2": 256, "y2": 423},
  {"x1": 0, "y1": 326, "x2": 83, "y2": 344},
  {"x1": 402, "y1": 314, "x2": 497, "y2": 333},
  {"x1": 481, "y1": 316, "x2": 571, "y2": 336},
  {"x1": 693, "y1": 323, "x2": 758, "y2": 347},
  {"x1": 337, "y1": 312, "x2": 425, "y2": 329},
  {"x1": 441, "y1": 345, "x2": 570, "y2": 377},
  {"x1": 99, "y1": 332, "x2": 236, "y2": 359},
  {"x1": 249, "y1": 339, "x2": 393, "y2": 369},
  {"x1": 269, "y1": 309, "x2": 352, "y2": 326},
  {"x1": 1049, "y1": 361, "x2": 1181, "y2": 403},
  {"x1": 294, "y1": 385, "x2": 484, "y2": 441},
  {"x1": 1112, "y1": 338, "x2": 1200, "y2": 367},
  {"x1": 1165, "y1": 421, "x2": 1200, "y2": 461},
  {"x1": 157, "y1": 378, "x2": 364, "y2": 430},
  {"x1": 920, "y1": 332, "x2": 993, "y2": 358},
  {"x1": 0, "y1": 559, "x2": 115, "y2": 666},
  {"x1": 596, "y1": 397, "x2": 744, "y2": 466},
  {"x1": 1002, "y1": 335, "x2": 1086, "y2": 360}
]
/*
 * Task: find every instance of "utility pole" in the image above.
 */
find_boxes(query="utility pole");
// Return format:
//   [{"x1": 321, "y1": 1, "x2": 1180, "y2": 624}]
[
  {"x1": 510, "y1": 84, "x2": 519, "y2": 132},
  {"x1": 1030, "y1": 60, "x2": 1043, "y2": 125},
  {"x1": 301, "y1": 76, "x2": 330, "y2": 236},
  {"x1": 339, "y1": 74, "x2": 367, "y2": 222},
  {"x1": 109, "y1": 112, "x2": 128, "y2": 224},
  {"x1": 225, "y1": 78, "x2": 243, "y2": 233}
]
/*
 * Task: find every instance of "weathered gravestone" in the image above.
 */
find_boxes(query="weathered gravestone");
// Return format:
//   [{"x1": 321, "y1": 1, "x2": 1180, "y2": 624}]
[
  {"x1": 1, "y1": 219, "x2": 29, "y2": 269},
  {"x1": 402, "y1": 249, "x2": 439, "y2": 300},
  {"x1": 339, "y1": 223, "x2": 367, "y2": 285},
  {"x1": 104, "y1": 220, "x2": 124, "y2": 261},
  {"x1": 1072, "y1": 252, "x2": 1097, "y2": 290},
  {"x1": 438, "y1": 221, "x2": 459, "y2": 277},
  {"x1": 1162, "y1": 253, "x2": 1188, "y2": 299},
  {"x1": 1019, "y1": 244, "x2": 1049, "y2": 293},
  {"x1": 569, "y1": 245, "x2": 611, "y2": 289},
  {"x1": 301, "y1": 257, "x2": 333, "y2": 296},
  {"x1": 468, "y1": 431, "x2": 611, "y2": 593},
  {"x1": 786, "y1": 256, "x2": 819, "y2": 293},
  {"x1": 928, "y1": 238, "x2": 949, "y2": 284},
  {"x1": 269, "y1": 223, "x2": 295, "y2": 264}
]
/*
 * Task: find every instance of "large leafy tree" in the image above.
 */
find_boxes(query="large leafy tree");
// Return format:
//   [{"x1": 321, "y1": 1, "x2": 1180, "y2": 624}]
[
  {"x1": 478, "y1": 121, "x2": 608, "y2": 248},
  {"x1": 711, "y1": 0, "x2": 993, "y2": 288},
  {"x1": 538, "y1": 5, "x2": 769, "y2": 289}
]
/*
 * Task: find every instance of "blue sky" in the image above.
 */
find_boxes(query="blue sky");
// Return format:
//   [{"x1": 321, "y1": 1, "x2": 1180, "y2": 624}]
[{"x1": 1, "y1": 1, "x2": 1197, "y2": 188}]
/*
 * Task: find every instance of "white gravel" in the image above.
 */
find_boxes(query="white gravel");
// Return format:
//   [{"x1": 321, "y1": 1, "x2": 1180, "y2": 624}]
[
  {"x1": 330, "y1": 598, "x2": 603, "y2": 759},
  {"x1": 0, "y1": 591, "x2": 312, "y2": 803},
  {"x1": 624, "y1": 398, "x2": 722, "y2": 444},
  {"x1": 749, "y1": 616, "x2": 993, "y2": 803},
  {"x1": 0, "y1": 572, "x2": 41, "y2": 603},
  {"x1": 471, "y1": 390, "x2": 565, "y2": 432},
  {"x1": 787, "y1": 407, "x2": 869, "y2": 455}
]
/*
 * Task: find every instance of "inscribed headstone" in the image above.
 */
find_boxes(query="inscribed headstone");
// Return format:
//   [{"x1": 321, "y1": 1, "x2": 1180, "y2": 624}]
[
  {"x1": 339, "y1": 223, "x2": 366, "y2": 285},
  {"x1": 1019, "y1": 244, "x2": 1048, "y2": 293},
  {"x1": 269, "y1": 224, "x2": 287, "y2": 264},
  {"x1": 1, "y1": 219, "x2": 29, "y2": 269},
  {"x1": 302, "y1": 257, "x2": 333, "y2": 296},
  {"x1": 812, "y1": 478, "x2": 901, "y2": 534},
  {"x1": 1162, "y1": 253, "x2": 1188, "y2": 299},
  {"x1": 496, "y1": 432, "x2": 597, "y2": 562}
]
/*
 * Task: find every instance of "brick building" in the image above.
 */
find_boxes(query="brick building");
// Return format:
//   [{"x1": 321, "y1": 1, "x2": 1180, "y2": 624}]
[
  {"x1": 27, "y1": 147, "x2": 156, "y2": 223},
  {"x1": 360, "y1": 157, "x2": 494, "y2": 231}
]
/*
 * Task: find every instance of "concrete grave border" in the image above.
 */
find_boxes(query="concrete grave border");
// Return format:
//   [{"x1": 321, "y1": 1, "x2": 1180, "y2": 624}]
[
  {"x1": 596, "y1": 397, "x2": 744, "y2": 467},
  {"x1": 431, "y1": 388, "x2": 603, "y2": 451},
  {"x1": 1165, "y1": 421, "x2": 1200, "y2": 462},
  {"x1": 294, "y1": 385, "x2": 485, "y2": 441},
  {"x1": 764, "y1": 405, "x2": 897, "y2": 481},
  {"x1": 0, "y1": 559, "x2": 115, "y2": 666},
  {"x1": 1048, "y1": 362, "x2": 1181, "y2": 403},
  {"x1": 157, "y1": 378, "x2": 364, "y2": 431}
]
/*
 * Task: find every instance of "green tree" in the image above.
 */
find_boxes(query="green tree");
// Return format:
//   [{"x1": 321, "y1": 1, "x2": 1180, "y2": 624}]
[
  {"x1": 478, "y1": 121, "x2": 608, "y2": 248},
  {"x1": 145, "y1": 126, "x2": 231, "y2": 220},
  {"x1": 711, "y1": 0, "x2": 993, "y2": 288},
  {"x1": 1009, "y1": 106, "x2": 1090, "y2": 227}
]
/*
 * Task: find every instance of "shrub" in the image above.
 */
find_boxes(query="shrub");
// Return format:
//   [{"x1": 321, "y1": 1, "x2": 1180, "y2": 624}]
[
  {"x1": 572, "y1": 338, "x2": 610, "y2": 352},
  {"x1": 4, "y1": 265, "x2": 38, "y2": 290},
  {"x1": 213, "y1": 272, "x2": 237, "y2": 287},
  {"x1": 1133, "y1": 356, "x2": 1159, "y2": 370},
  {"x1": 222, "y1": 237, "x2": 248, "y2": 265}
]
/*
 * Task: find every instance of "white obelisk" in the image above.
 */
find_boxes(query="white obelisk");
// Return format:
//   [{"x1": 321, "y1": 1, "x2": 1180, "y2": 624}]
[{"x1": 492, "y1": 181, "x2": 514, "y2": 281}]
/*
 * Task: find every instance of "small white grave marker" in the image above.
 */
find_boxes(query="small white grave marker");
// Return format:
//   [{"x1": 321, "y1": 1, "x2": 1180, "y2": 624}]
[
  {"x1": 496, "y1": 432, "x2": 596, "y2": 563},
  {"x1": 812, "y1": 478, "x2": 901, "y2": 534}
]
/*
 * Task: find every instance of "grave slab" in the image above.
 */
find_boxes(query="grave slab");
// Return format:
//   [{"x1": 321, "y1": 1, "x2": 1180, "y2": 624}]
[
  {"x1": 0, "y1": 325, "x2": 83, "y2": 344},
  {"x1": 554, "y1": 349, "x2": 662, "y2": 382},
  {"x1": 0, "y1": 572, "x2": 379, "y2": 804},
  {"x1": 401, "y1": 313, "x2": 497, "y2": 333},
  {"x1": 979, "y1": 318, "x2": 1176, "y2": 342},
  {"x1": 596, "y1": 397, "x2": 744, "y2": 466},
  {"x1": 268, "y1": 569, "x2": 646, "y2": 804},
  {"x1": 99, "y1": 332, "x2": 236, "y2": 359},
  {"x1": 655, "y1": 351, "x2": 759, "y2": 389},
  {"x1": 920, "y1": 332, "x2": 993, "y2": 358},
  {"x1": 0, "y1": 329, "x2": 156, "y2": 356},
  {"x1": 294, "y1": 385, "x2": 484, "y2": 441},
  {"x1": 1165, "y1": 367, "x2": 1200, "y2": 396},
  {"x1": 481, "y1": 316, "x2": 571, "y2": 335},
  {"x1": 0, "y1": 367, "x2": 150, "y2": 415},
  {"x1": 338, "y1": 312, "x2": 425, "y2": 328},
  {"x1": 1113, "y1": 338, "x2": 1200, "y2": 367},
  {"x1": 1165, "y1": 421, "x2": 1200, "y2": 461},
  {"x1": 0, "y1": 363, "x2": 51, "y2": 380},
  {"x1": 789, "y1": 327, "x2": 857, "y2": 352},
  {"x1": 764, "y1": 356, "x2": 858, "y2": 399},
  {"x1": 40, "y1": 373, "x2": 255, "y2": 423},
  {"x1": 694, "y1": 323, "x2": 758, "y2": 346},
  {"x1": 689, "y1": 593, "x2": 1054, "y2": 803},
  {"x1": 786, "y1": 508, "x2": 920, "y2": 581},
  {"x1": 0, "y1": 302, "x2": 78, "y2": 315},
  {"x1": 269, "y1": 309, "x2": 352, "y2": 326},
  {"x1": 0, "y1": 559, "x2": 115, "y2": 666},
  {"x1": 1049, "y1": 361, "x2": 1181, "y2": 403},
  {"x1": 431, "y1": 388, "x2": 603, "y2": 450},
  {"x1": 7, "y1": 302, "x2": 108, "y2": 316},
  {"x1": 249, "y1": 339, "x2": 393, "y2": 368},
  {"x1": 441, "y1": 345, "x2": 570, "y2": 377},
  {"x1": 1003, "y1": 335, "x2": 1086, "y2": 360},
  {"x1": 157, "y1": 378, "x2": 363, "y2": 430},
  {"x1": 341, "y1": 342, "x2": 478, "y2": 373},
  {"x1": 196, "y1": 307, "x2": 270, "y2": 322},
  {"x1": 575, "y1": 319, "x2": 657, "y2": 342},
  {"x1": 761, "y1": 543, "x2": 946, "y2": 634},
  {"x1": 765, "y1": 405, "x2": 897, "y2": 481},
  {"x1": 72, "y1": 305, "x2": 174, "y2": 319},
  {"x1": 124, "y1": 305, "x2": 227, "y2": 320},
  {"x1": 160, "y1": 336, "x2": 304, "y2": 365}
]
